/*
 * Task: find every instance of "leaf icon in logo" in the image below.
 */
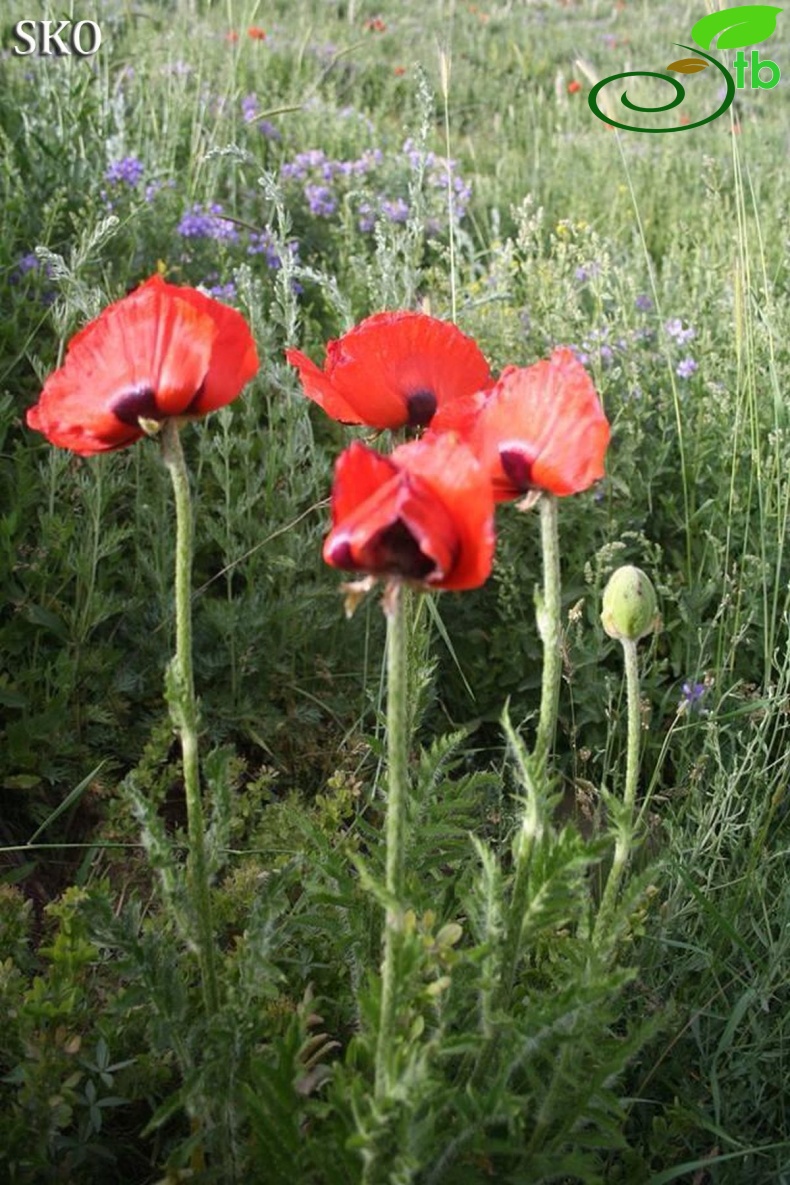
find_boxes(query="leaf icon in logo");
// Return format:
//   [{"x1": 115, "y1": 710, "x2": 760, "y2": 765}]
[
  {"x1": 691, "y1": 4, "x2": 782, "y2": 50},
  {"x1": 666, "y1": 57, "x2": 709, "y2": 72}
]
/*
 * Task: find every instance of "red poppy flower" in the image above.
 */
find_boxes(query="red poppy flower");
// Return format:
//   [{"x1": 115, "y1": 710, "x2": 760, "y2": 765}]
[
  {"x1": 567, "y1": 79, "x2": 582, "y2": 94},
  {"x1": 26, "y1": 275, "x2": 259, "y2": 455},
  {"x1": 285, "y1": 311, "x2": 492, "y2": 430},
  {"x1": 247, "y1": 26, "x2": 266, "y2": 39},
  {"x1": 430, "y1": 347, "x2": 609, "y2": 499},
  {"x1": 323, "y1": 433, "x2": 495, "y2": 591}
]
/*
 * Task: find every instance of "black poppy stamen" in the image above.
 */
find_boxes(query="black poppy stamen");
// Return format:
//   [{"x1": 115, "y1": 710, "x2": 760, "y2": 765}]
[
  {"x1": 112, "y1": 385, "x2": 162, "y2": 426},
  {"x1": 183, "y1": 379, "x2": 207, "y2": 416},
  {"x1": 370, "y1": 519, "x2": 436, "y2": 580},
  {"x1": 326, "y1": 537, "x2": 356, "y2": 571},
  {"x1": 406, "y1": 389, "x2": 438, "y2": 429},
  {"x1": 500, "y1": 446, "x2": 535, "y2": 492}
]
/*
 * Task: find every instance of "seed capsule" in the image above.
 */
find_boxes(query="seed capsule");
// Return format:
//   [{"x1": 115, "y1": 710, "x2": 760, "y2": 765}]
[{"x1": 601, "y1": 565, "x2": 658, "y2": 642}]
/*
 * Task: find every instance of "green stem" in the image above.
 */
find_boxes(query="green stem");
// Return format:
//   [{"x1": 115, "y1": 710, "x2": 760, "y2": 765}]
[
  {"x1": 374, "y1": 581, "x2": 410, "y2": 1101},
  {"x1": 533, "y1": 493, "x2": 562, "y2": 775},
  {"x1": 595, "y1": 637, "x2": 641, "y2": 944},
  {"x1": 467, "y1": 715, "x2": 541, "y2": 1097},
  {"x1": 160, "y1": 419, "x2": 220, "y2": 1018},
  {"x1": 497, "y1": 714, "x2": 541, "y2": 1012}
]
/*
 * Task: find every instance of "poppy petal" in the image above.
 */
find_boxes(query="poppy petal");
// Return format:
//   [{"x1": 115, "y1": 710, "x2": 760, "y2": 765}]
[
  {"x1": 392, "y1": 433, "x2": 495, "y2": 589},
  {"x1": 26, "y1": 276, "x2": 258, "y2": 455},
  {"x1": 383, "y1": 473, "x2": 459, "y2": 581},
  {"x1": 285, "y1": 347, "x2": 363, "y2": 424},
  {"x1": 427, "y1": 390, "x2": 488, "y2": 438},
  {"x1": 325, "y1": 471, "x2": 459, "y2": 582},
  {"x1": 288, "y1": 310, "x2": 491, "y2": 430},
  {"x1": 324, "y1": 435, "x2": 494, "y2": 590},
  {"x1": 162, "y1": 279, "x2": 259, "y2": 413},
  {"x1": 473, "y1": 349, "x2": 610, "y2": 498},
  {"x1": 27, "y1": 286, "x2": 215, "y2": 454},
  {"x1": 329, "y1": 440, "x2": 400, "y2": 524}
]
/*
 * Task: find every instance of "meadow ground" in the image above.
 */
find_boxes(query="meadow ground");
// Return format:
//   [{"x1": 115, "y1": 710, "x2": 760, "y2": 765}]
[{"x1": 2, "y1": 1, "x2": 790, "y2": 1181}]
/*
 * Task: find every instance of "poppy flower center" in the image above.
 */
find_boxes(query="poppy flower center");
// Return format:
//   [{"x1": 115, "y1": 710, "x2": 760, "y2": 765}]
[
  {"x1": 499, "y1": 445, "x2": 537, "y2": 491},
  {"x1": 406, "y1": 389, "x2": 437, "y2": 428},
  {"x1": 370, "y1": 518, "x2": 436, "y2": 579},
  {"x1": 326, "y1": 538, "x2": 356, "y2": 570},
  {"x1": 112, "y1": 386, "x2": 162, "y2": 426},
  {"x1": 182, "y1": 380, "x2": 209, "y2": 416}
]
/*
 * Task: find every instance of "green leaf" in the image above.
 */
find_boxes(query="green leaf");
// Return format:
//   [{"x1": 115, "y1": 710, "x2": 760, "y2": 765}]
[
  {"x1": 26, "y1": 761, "x2": 105, "y2": 845},
  {"x1": 691, "y1": 5, "x2": 782, "y2": 50},
  {"x1": 647, "y1": 1144, "x2": 790, "y2": 1185},
  {"x1": 3, "y1": 774, "x2": 41, "y2": 790},
  {"x1": 0, "y1": 862, "x2": 37, "y2": 886}
]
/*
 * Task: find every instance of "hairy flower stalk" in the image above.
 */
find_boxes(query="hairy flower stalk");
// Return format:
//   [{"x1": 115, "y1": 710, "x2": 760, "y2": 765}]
[
  {"x1": 498, "y1": 713, "x2": 543, "y2": 1007},
  {"x1": 595, "y1": 566, "x2": 658, "y2": 943},
  {"x1": 594, "y1": 636, "x2": 641, "y2": 943},
  {"x1": 467, "y1": 714, "x2": 542, "y2": 1095},
  {"x1": 533, "y1": 492, "x2": 562, "y2": 773},
  {"x1": 375, "y1": 581, "x2": 410, "y2": 1101},
  {"x1": 160, "y1": 418, "x2": 220, "y2": 1018}
]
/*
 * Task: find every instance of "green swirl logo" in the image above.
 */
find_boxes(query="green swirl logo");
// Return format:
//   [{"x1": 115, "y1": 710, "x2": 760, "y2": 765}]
[{"x1": 588, "y1": 4, "x2": 782, "y2": 133}]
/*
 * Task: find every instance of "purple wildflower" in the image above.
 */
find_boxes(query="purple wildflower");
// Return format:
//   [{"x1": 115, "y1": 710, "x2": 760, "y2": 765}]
[
  {"x1": 381, "y1": 197, "x2": 409, "y2": 223},
  {"x1": 242, "y1": 93, "x2": 259, "y2": 122},
  {"x1": 304, "y1": 183, "x2": 337, "y2": 217},
  {"x1": 11, "y1": 253, "x2": 55, "y2": 303},
  {"x1": 202, "y1": 279, "x2": 237, "y2": 301},
  {"x1": 676, "y1": 357, "x2": 698, "y2": 379},
  {"x1": 403, "y1": 138, "x2": 433, "y2": 170},
  {"x1": 680, "y1": 680, "x2": 707, "y2": 712},
  {"x1": 248, "y1": 229, "x2": 280, "y2": 267},
  {"x1": 144, "y1": 178, "x2": 175, "y2": 203},
  {"x1": 575, "y1": 262, "x2": 601, "y2": 283},
  {"x1": 177, "y1": 203, "x2": 239, "y2": 242},
  {"x1": 357, "y1": 147, "x2": 383, "y2": 172},
  {"x1": 247, "y1": 228, "x2": 300, "y2": 271},
  {"x1": 281, "y1": 149, "x2": 328, "y2": 181},
  {"x1": 665, "y1": 317, "x2": 696, "y2": 346},
  {"x1": 635, "y1": 294, "x2": 654, "y2": 311},
  {"x1": 105, "y1": 156, "x2": 144, "y2": 187},
  {"x1": 11, "y1": 253, "x2": 55, "y2": 288},
  {"x1": 14, "y1": 253, "x2": 41, "y2": 277},
  {"x1": 241, "y1": 97, "x2": 281, "y2": 139},
  {"x1": 357, "y1": 202, "x2": 376, "y2": 233}
]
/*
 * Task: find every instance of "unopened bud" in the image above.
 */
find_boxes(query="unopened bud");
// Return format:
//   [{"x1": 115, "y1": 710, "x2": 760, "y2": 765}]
[{"x1": 601, "y1": 565, "x2": 658, "y2": 642}]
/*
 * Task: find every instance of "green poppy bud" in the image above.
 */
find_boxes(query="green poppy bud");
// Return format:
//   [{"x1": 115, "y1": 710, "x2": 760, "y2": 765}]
[{"x1": 601, "y1": 565, "x2": 658, "y2": 642}]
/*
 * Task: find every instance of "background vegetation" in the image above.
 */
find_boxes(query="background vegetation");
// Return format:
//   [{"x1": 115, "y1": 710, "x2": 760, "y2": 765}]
[{"x1": 1, "y1": 0, "x2": 790, "y2": 1180}]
